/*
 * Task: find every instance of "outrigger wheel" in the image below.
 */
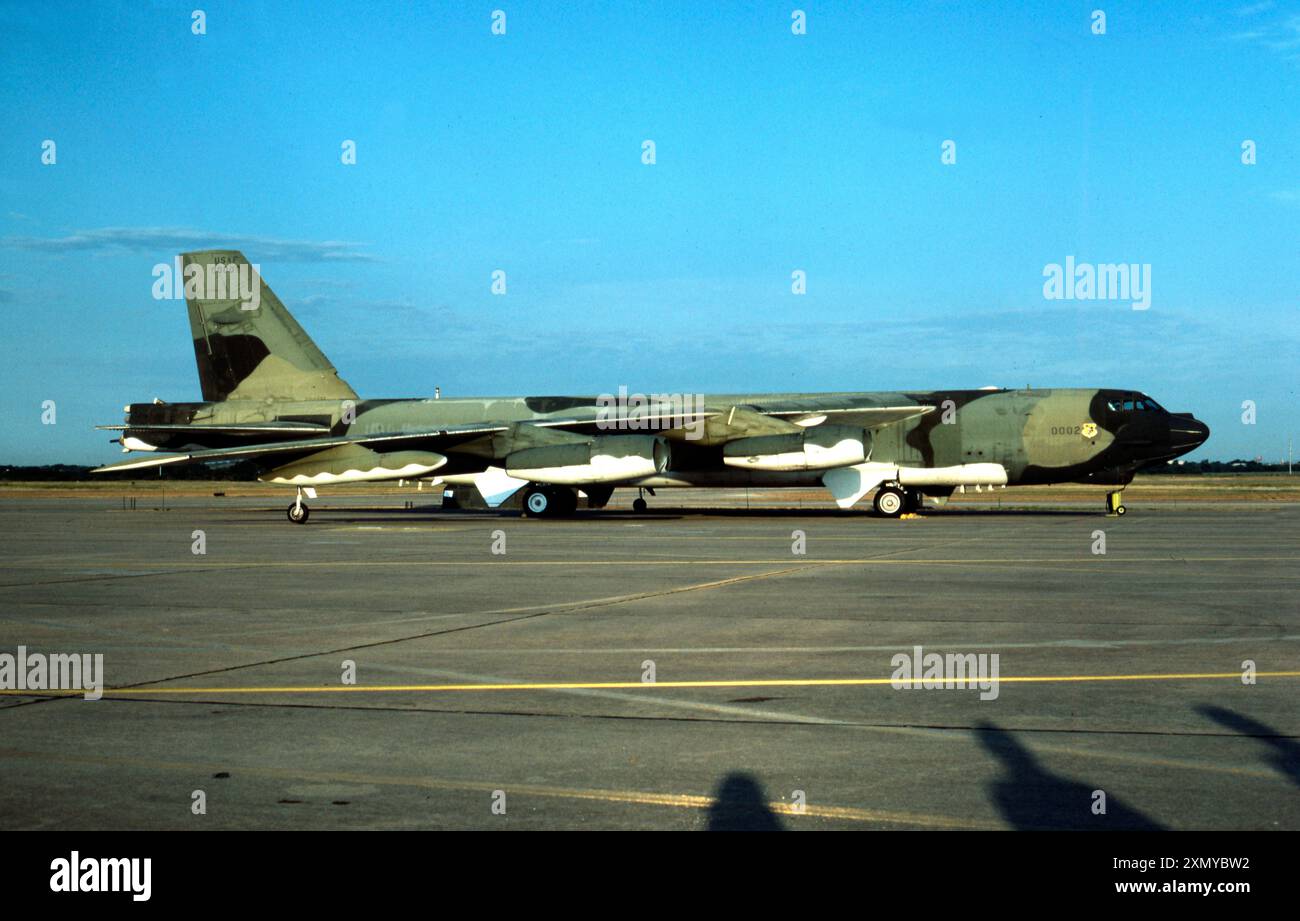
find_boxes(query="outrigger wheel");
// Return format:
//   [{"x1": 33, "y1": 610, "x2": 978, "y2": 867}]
[
  {"x1": 873, "y1": 485, "x2": 906, "y2": 518},
  {"x1": 287, "y1": 489, "x2": 310, "y2": 524}
]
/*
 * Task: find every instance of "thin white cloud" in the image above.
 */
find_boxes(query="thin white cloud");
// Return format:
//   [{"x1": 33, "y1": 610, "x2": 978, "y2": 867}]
[
  {"x1": 0, "y1": 227, "x2": 377, "y2": 262},
  {"x1": 1230, "y1": 9, "x2": 1300, "y2": 56},
  {"x1": 1265, "y1": 13, "x2": 1300, "y2": 48}
]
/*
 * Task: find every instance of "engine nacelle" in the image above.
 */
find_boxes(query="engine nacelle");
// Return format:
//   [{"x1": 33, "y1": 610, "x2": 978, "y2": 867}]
[
  {"x1": 723, "y1": 425, "x2": 869, "y2": 472},
  {"x1": 506, "y1": 435, "x2": 669, "y2": 484}
]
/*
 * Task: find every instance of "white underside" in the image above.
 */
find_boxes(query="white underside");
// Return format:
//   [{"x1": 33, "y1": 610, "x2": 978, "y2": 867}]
[
  {"x1": 822, "y1": 462, "x2": 1009, "y2": 509},
  {"x1": 506, "y1": 453, "x2": 661, "y2": 485},
  {"x1": 265, "y1": 462, "x2": 445, "y2": 486},
  {"x1": 439, "y1": 461, "x2": 1011, "y2": 511}
]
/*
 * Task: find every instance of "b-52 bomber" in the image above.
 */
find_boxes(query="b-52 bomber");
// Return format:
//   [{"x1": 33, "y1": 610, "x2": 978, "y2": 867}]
[{"x1": 94, "y1": 251, "x2": 1210, "y2": 522}]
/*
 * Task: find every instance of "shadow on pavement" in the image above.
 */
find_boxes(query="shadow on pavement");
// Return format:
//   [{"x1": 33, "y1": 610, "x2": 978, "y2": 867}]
[
  {"x1": 706, "y1": 773, "x2": 785, "y2": 831},
  {"x1": 974, "y1": 721, "x2": 1165, "y2": 830},
  {"x1": 1197, "y1": 704, "x2": 1300, "y2": 790}
]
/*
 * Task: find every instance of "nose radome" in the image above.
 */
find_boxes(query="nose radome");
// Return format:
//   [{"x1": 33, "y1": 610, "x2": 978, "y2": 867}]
[{"x1": 1170, "y1": 416, "x2": 1209, "y2": 450}]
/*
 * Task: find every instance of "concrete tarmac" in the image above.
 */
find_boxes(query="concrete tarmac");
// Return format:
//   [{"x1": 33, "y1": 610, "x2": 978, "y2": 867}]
[{"x1": 1, "y1": 491, "x2": 1297, "y2": 830}]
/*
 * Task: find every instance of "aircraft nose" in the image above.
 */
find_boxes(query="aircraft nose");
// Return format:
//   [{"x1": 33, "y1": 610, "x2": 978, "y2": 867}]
[{"x1": 1170, "y1": 416, "x2": 1209, "y2": 451}]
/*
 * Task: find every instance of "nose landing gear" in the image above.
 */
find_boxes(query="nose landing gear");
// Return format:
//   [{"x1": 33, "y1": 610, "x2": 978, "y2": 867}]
[{"x1": 1106, "y1": 490, "x2": 1126, "y2": 516}]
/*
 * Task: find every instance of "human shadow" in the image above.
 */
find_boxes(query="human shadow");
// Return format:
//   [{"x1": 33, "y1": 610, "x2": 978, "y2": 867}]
[{"x1": 705, "y1": 772, "x2": 785, "y2": 831}]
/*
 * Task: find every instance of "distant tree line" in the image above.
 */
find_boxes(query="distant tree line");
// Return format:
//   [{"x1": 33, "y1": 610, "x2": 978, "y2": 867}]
[
  {"x1": 0, "y1": 462, "x2": 264, "y2": 481},
  {"x1": 1142, "y1": 459, "x2": 1292, "y2": 474}
]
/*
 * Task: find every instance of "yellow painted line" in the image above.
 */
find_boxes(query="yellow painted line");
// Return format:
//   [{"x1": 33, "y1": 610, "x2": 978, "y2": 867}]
[
  {"x1": 0, "y1": 747, "x2": 989, "y2": 828},
  {"x1": 7, "y1": 671, "x2": 1298, "y2": 697}
]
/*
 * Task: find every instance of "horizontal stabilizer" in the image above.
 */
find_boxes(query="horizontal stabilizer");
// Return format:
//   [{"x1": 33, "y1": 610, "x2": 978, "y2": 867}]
[
  {"x1": 92, "y1": 453, "x2": 200, "y2": 473},
  {"x1": 96, "y1": 422, "x2": 331, "y2": 436}
]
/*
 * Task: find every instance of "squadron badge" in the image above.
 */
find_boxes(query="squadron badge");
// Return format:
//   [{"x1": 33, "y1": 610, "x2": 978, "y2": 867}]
[{"x1": 1080, "y1": 422, "x2": 1098, "y2": 438}]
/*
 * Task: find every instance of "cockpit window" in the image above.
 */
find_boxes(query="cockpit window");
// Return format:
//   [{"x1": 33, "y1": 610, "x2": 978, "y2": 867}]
[{"x1": 1106, "y1": 396, "x2": 1163, "y2": 413}]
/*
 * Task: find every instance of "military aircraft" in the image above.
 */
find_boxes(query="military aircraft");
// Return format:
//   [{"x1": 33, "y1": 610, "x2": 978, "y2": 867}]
[{"x1": 94, "y1": 251, "x2": 1210, "y2": 522}]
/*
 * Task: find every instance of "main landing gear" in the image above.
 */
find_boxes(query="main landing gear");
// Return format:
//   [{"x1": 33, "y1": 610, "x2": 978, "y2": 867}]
[
  {"x1": 287, "y1": 487, "x2": 310, "y2": 524},
  {"x1": 1106, "y1": 490, "x2": 1126, "y2": 516},
  {"x1": 873, "y1": 485, "x2": 905, "y2": 517},
  {"x1": 872, "y1": 485, "x2": 923, "y2": 518},
  {"x1": 523, "y1": 485, "x2": 578, "y2": 518},
  {"x1": 631, "y1": 486, "x2": 654, "y2": 513}
]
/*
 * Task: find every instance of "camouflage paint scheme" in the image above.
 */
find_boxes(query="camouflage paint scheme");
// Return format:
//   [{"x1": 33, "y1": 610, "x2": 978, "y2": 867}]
[{"x1": 96, "y1": 252, "x2": 1210, "y2": 512}]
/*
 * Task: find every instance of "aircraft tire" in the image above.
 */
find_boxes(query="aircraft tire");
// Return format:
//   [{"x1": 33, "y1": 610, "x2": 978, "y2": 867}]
[
  {"x1": 554, "y1": 487, "x2": 579, "y2": 516},
  {"x1": 523, "y1": 486, "x2": 552, "y2": 517},
  {"x1": 287, "y1": 502, "x2": 310, "y2": 524},
  {"x1": 873, "y1": 486, "x2": 905, "y2": 518}
]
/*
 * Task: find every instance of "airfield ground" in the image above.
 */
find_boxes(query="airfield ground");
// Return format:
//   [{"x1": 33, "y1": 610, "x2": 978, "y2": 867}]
[{"x1": 0, "y1": 476, "x2": 1297, "y2": 829}]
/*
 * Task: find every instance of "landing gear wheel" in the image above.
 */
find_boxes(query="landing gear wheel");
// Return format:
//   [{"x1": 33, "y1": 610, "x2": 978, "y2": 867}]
[
  {"x1": 873, "y1": 486, "x2": 905, "y2": 518},
  {"x1": 1115, "y1": 504, "x2": 1126, "y2": 516},
  {"x1": 632, "y1": 497, "x2": 648, "y2": 513},
  {"x1": 524, "y1": 487, "x2": 552, "y2": 517},
  {"x1": 287, "y1": 502, "x2": 310, "y2": 524},
  {"x1": 1105, "y1": 490, "x2": 1126, "y2": 516}
]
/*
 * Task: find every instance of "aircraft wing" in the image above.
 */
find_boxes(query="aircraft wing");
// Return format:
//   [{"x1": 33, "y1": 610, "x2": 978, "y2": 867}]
[
  {"x1": 91, "y1": 403, "x2": 930, "y2": 474},
  {"x1": 763, "y1": 405, "x2": 936, "y2": 428},
  {"x1": 532, "y1": 403, "x2": 932, "y2": 445},
  {"x1": 665, "y1": 403, "x2": 935, "y2": 445},
  {"x1": 91, "y1": 422, "x2": 514, "y2": 473}
]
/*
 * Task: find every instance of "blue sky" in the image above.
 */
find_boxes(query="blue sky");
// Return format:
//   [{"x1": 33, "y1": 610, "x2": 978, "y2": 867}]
[{"x1": 0, "y1": 0, "x2": 1296, "y2": 464}]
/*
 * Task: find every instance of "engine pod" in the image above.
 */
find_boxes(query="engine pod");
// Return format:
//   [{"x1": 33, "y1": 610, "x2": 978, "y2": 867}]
[
  {"x1": 723, "y1": 425, "x2": 869, "y2": 471},
  {"x1": 506, "y1": 434, "x2": 669, "y2": 484}
]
